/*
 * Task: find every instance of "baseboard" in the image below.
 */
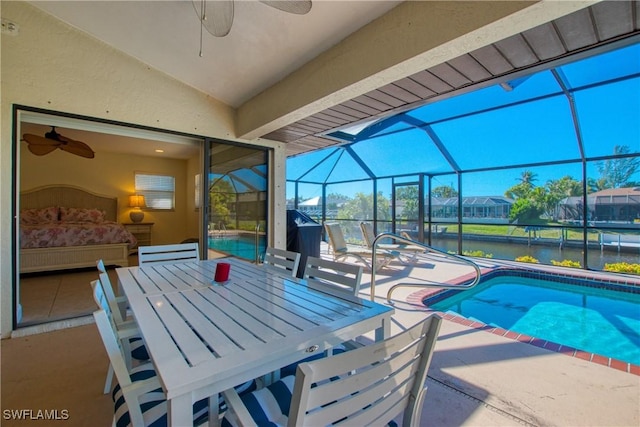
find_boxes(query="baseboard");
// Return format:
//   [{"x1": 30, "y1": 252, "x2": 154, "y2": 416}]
[{"x1": 11, "y1": 315, "x2": 95, "y2": 338}]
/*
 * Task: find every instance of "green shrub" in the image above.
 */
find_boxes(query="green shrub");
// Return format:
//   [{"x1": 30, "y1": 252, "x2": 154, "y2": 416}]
[
  {"x1": 515, "y1": 255, "x2": 539, "y2": 263},
  {"x1": 462, "y1": 250, "x2": 493, "y2": 258},
  {"x1": 550, "y1": 259, "x2": 581, "y2": 268},
  {"x1": 603, "y1": 262, "x2": 640, "y2": 275}
]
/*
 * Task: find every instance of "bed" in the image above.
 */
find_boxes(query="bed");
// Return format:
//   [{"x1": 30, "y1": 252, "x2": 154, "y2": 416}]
[{"x1": 19, "y1": 185, "x2": 136, "y2": 273}]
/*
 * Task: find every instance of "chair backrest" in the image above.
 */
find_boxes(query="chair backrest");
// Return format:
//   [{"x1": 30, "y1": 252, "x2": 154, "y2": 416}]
[
  {"x1": 91, "y1": 279, "x2": 126, "y2": 348},
  {"x1": 93, "y1": 308, "x2": 155, "y2": 427},
  {"x1": 303, "y1": 256, "x2": 363, "y2": 297},
  {"x1": 91, "y1": 278, "x2": 111, "y2": 318},
  {"x1": 96, "y1": 260, "x2": 127, "y2": 325},
  {"x1": 138, "y1": 243, "x2": 199, "y2": 266},
  {"x1": 289, "y1": 314, "x2": 442, "y2": 427},
  {"x1": 324, "y1": 223, "x2": 348, "y2": 252},
  {"x1": 359, "y1": 222, "x2": 376, "y2": 248},
  {"x1": 263, "y1": 247, "x2": 301, "y2": 277}
]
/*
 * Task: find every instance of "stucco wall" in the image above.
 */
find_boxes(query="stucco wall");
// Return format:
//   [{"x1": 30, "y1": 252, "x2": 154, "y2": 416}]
[{"x1": 0, "y1": 1, "x2": 284, "y2": 337}]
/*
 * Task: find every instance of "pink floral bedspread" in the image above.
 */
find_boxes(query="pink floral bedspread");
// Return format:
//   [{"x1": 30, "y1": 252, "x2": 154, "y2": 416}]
[{"x1": 20, "y1": 221, "x2": 137, "y2": 249}]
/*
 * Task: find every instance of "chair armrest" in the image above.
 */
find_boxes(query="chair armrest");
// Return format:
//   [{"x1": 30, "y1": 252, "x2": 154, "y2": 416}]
[{"x1": 221, "y1": 388, "x2": 257, "y2": 427}]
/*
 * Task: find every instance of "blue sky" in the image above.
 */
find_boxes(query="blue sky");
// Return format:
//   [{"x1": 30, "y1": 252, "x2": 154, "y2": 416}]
[{"x1": 286, "y1": 42, "x2": 640, "y2": 201}]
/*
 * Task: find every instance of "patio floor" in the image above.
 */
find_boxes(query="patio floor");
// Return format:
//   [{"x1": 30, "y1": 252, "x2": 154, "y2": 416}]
[{"x1": 2, "y1": 245, "x2": 639, "y2": 426}]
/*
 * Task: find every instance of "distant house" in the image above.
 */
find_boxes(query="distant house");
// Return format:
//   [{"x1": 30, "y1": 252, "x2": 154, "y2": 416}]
[
  {"x1": 292, "y1": 196, "x2": 342, "y2": 219},
  {"x1": 558, "y1": 187, "x2": 640, "y2": 223},
  {"x1": 432, "y1": 196, "x2": 513, "y2": 223}
]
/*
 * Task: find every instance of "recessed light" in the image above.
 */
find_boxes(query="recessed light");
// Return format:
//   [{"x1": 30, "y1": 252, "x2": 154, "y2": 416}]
[{"x1": 155, "y1": 149, "x2": 164, "y2": 153}]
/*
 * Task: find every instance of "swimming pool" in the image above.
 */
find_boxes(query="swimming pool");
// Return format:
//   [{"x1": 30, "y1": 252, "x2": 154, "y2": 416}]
[
  {"x1": 208, "y1": 235, "x2": 266, "y2": 261},
  {"x1": 425, "y1": 271, "x2": 640, "y2": 366}
]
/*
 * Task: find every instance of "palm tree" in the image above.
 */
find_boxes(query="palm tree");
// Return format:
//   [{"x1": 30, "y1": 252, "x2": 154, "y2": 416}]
[{"x1": 518, "y1": 170, "x2": 538, "y2": 185}]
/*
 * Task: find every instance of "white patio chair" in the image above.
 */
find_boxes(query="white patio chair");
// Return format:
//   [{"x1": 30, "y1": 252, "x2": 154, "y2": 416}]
[
  {"x1": 302, "y1": 255, "x2": 363, "y2": 298},
  {"x1": 263, "y1": 247, "x2": 301, "y2": 277},
  {"x1": 91, "y1": 279, "x2": 149, "y2": 394},
  {"x1": 274, "y1": 256, "x2": 364, "y2": 379},
  {"x1": 92, "y1": 308, "x2": 211, "y2": 427},
  {"x1": 94, "y1": 305, "x2": 259, "y2": 426},
  {"x1": 222, "y1": 314, "x2": 443, "y2": 427},
  {"x1": 137, "y1": 242, "x2": 199, "y2": 266},
  {"x1": 96, "y1": 259, "x2": 130, "y2": 324}
]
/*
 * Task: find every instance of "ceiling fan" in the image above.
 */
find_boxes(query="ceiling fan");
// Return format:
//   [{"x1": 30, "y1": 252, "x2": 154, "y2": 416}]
[
  {"x1": 22, "y1": 126, "x2": 95, "y2": 159},
  {"x1": 192, "y1": 0, "x2": 312, "y2": 38}
]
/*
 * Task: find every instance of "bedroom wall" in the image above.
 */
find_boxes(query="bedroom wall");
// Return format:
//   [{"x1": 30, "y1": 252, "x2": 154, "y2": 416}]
[
  {"x1": 20, "y1": 144, "x2": 195, "y2": 245},
  {"x1": 0, "y1": 1, "x2": 286, "y2": 337}
]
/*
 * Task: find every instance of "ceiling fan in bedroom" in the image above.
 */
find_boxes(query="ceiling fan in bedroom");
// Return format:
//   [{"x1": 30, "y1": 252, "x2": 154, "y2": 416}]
[
  {"x1": 22, "y1": 126, "x2": 95, "y2": 159},
  {"x1": 193, "y1": 0, "x2": 312, "y2": 54}
]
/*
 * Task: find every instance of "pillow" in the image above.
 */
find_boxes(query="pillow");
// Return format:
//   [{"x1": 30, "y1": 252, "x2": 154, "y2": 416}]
[
  {"x1": 59, "y1": 207, "x2": 106, "y2": 223},
  {"x1": 20, "y1": 206, "x2": 59, "y2": 225}
]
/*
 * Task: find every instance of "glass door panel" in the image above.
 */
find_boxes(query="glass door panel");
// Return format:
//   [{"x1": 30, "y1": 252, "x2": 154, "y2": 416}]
[
  {"x1": 393, "y1": 182, "x2": 419, "y2": 238},
  {"x1": 207, "y1": 142, "x2": 268, "y2": 262}
]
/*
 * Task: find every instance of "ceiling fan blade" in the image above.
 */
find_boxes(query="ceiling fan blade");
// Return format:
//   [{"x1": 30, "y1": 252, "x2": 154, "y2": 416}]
[
  {"x1": 58, "y1": 135, "x2": 95, "y2": 159},
  {"x1": 192, "y1": 0, "x2": 233, "y2": 37},
  {"x1": 27, "y1": 144, "x2": 58, "y2": 156},
  {"x1": 260, "y1": 0, "x2": 312, "y2": 15},
  {"x1": 22, "y1": 133, "x2": 59, "y2": 146}
]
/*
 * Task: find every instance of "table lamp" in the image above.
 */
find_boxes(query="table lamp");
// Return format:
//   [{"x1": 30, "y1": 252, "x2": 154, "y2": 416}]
[{"x1": 129, "y1": 194, "x2": 146, "y2": 223}]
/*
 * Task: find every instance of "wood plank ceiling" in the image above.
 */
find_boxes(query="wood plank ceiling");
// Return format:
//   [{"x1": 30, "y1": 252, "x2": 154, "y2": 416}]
[{"x1": 265, "y1": 1, "x2": 640, "y2": 157}]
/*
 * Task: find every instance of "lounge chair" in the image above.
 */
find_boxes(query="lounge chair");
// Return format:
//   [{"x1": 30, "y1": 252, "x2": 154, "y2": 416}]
[
  {"x1": 324, "y1": 222, "x2": 394, "y2": 271},
  {"x1": 360, "y1": 221, "x2": 425, "y2": 263}
]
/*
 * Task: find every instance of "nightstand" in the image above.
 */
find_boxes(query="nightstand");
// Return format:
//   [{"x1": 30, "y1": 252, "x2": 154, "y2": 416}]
[{"x1": 124, "y1": 222, "x2": 154, "y2": 251}]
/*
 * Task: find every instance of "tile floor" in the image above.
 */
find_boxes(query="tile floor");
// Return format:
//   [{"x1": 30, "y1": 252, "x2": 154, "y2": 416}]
[
  {"x1": 16, "y1": 250, "x2": 227, "y2": 328},
  {"x1": 17, "y1": 257, "x2": 133, "y2": 327}
]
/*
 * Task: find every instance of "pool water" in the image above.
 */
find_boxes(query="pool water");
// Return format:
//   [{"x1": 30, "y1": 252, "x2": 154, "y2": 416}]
[
  {"x1": 208, "y1": 235, "x2": 266, "y2": 261},
  {"x1": 428, "y1": 276, "x2": 640, "y2": 365}
]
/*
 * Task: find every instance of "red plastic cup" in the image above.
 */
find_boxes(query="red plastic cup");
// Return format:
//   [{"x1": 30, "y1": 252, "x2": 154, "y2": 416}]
[{"x1": 214, "y1": 262, "x2": 231, "y2": 282}]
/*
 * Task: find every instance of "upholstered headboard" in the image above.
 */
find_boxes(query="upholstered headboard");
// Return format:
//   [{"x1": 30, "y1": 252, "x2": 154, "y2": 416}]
[{"x1": 20, "y1": 185, "x2": 119, "y2": 222}]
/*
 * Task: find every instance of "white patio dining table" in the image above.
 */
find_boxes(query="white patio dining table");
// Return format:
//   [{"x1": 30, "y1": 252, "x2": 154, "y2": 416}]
[{"x1": 116, "y1": 257, "x2": 395, "y2": 426}]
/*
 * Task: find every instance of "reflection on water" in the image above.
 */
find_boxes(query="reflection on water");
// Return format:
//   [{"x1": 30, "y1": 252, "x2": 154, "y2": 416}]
[{"x1": 430, "y1": 238, "x2": 639, "y2": 270}]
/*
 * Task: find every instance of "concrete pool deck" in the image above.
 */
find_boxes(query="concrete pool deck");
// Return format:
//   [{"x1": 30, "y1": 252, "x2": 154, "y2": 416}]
[
  {"x1": 344, "y1": 248, "x2": 640, "y2": 426},
  {"x1": 2, "y1": 248, "x2": 638, "y2": 426}
]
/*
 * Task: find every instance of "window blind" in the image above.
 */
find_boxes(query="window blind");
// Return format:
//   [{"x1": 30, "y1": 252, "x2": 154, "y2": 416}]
[{"x1": 135, "y1": 173, "x2": 175, "y2": 210}]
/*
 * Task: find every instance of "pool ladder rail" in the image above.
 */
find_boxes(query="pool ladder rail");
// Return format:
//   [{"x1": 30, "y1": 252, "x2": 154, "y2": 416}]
[
  {"x1": 370, "y1": 232, "x2": 482, "y2": 304},
  {"x1": 210, "y1": 221, "x2": 227, "y2": 238}
]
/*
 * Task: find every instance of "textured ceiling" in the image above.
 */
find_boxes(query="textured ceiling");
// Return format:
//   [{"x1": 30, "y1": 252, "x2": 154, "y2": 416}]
[{"x1": 272, "y1": 1, "x2": 640, "y2": 157}]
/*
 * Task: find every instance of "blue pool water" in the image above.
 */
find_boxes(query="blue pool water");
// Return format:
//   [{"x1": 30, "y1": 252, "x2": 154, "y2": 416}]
[
  {"x1": 208, "y1": 235, "x2": 266, "y2": 261},
  {"x1": 427, "y1": 274, "x2": 640, "y2": 365}
]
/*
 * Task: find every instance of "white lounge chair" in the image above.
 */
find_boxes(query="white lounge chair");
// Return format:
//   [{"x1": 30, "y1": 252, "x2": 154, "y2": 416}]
[
  {"x1": 324, "y1": 222, "x2": 394, "y2": 271},
  {"x1": 360, "y1": 221, "x2": 425, "y2": 263}
]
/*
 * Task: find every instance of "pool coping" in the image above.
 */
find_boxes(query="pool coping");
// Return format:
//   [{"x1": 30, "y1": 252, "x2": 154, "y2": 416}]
[{"x1": 407, "y1": 266, "x2": 640, "y2": 376}]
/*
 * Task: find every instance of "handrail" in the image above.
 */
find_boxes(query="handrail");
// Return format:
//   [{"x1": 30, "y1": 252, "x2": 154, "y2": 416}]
[
  {"x1": 370, "y1": 232, "x2": 482, "y2": 304},
  {"x1": 255, "y1": 224, "x2": 261, "y2": 264}
]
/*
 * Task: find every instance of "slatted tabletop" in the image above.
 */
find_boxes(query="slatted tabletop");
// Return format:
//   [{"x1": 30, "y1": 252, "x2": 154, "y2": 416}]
[{"x1": 116, "y1": 258, "x2": 394, "y2": 426}]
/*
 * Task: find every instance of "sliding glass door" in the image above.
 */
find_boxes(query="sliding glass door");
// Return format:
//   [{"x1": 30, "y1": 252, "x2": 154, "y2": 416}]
[{"x1": 207, "y1": 141, "x2": 268, "y2": 262}]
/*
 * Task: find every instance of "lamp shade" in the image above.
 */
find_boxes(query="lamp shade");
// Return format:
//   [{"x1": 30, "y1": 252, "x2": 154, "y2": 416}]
[
  {"x1": 129, "y1": 195, "x2": 146, "y2": 223},
  {"x1": 129, "y1": 194, "x2": 146, "y2": 208}
]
